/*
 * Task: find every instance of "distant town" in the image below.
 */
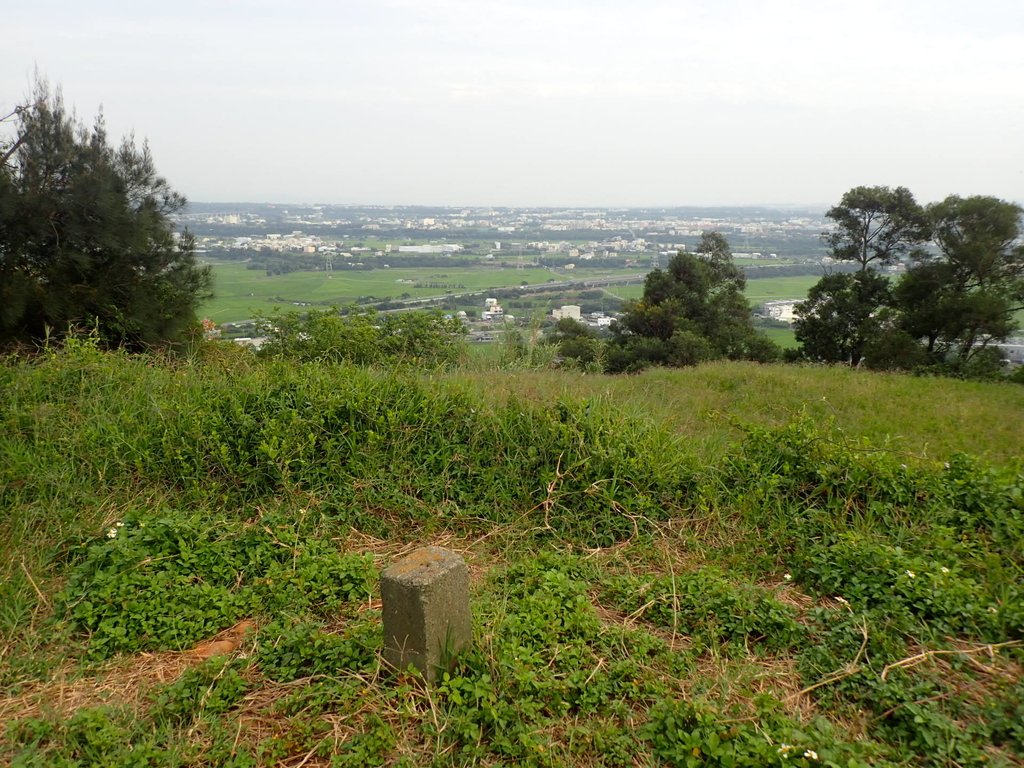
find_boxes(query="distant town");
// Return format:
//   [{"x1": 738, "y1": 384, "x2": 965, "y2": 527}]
[
  {"x1": 179, "y1": 202, "x2": 838, "y2": 263},
  {"x1": 178, "y1": 203, "x2": 1024, "y2": 369},
  {"x1": 178, "y1": 203, "x2": 873, "y2": 332}
]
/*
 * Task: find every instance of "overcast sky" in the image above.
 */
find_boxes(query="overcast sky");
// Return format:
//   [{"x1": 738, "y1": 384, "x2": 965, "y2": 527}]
[{"x1": 3, "y1": 0, "x2": 1023, "y2": 207}]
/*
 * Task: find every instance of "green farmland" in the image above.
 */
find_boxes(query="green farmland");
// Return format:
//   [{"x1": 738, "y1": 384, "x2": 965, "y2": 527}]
[
  {"x1": 199, "y1": 262, "x2": 566, "y2": 323},
  {"x1": 604, "y1": 273, "x2": 820, "y2": 306},
  {"x1": 201, "y1": 261, "x2": 821, "y2": 324}
]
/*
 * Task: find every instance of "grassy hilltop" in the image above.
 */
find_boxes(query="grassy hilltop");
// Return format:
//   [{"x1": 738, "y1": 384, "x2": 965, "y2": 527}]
[{"x1": 2, "y1": 342, "x2": 1023, "y2": 767}]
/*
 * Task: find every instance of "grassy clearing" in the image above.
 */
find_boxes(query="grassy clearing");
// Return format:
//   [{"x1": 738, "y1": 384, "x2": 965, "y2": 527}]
[{"x1": 1, "y1": 343, "x2": 1022, "y2": 766}]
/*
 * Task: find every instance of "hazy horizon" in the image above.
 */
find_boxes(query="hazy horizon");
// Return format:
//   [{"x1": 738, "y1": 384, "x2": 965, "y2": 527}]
[
  {"x1": 182, "y1": 200, "x2": 833, "y2": 211},
  {"x1": 4, "y1": 1, "x2": 1023, "y2": 208}
]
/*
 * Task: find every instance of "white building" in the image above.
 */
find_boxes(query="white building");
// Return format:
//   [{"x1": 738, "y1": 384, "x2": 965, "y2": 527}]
[
  {"x1": 552, "y1": 305, "x2": 582, "y2": 321},
  {"x1": 482, "y1": 298, "x2": 504, "y2": 321},
  {"x1": 762, "y1": 300, "x2": 801, "y2": 324}
]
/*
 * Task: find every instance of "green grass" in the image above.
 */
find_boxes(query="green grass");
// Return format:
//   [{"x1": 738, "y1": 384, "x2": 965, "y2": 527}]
[
  {"x1": 606, "y1": 273, "x2": 822, "y2": 306},
  {"x1": 743, "y1": 274, "x2": 822, "y2": 304},
  {"x1": 602, "y1": 283, "x2": 644, "y2": 300},
  {"x1": 757, "y1": 326, "x2": 798, "y2": 349},
  {"x1": 2, "y1": 342, "x2": 1022, "y2": 767},
  {"x1": 448, "y1": 362, "x2": 1024, "y2": 465}
]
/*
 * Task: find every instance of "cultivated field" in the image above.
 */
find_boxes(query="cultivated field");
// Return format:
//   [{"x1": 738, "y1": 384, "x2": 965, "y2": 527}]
[
  {"x1": 601, "y1": 274, "x2": 820, "y2": 305},
  {"x1": 200, "y1": 261, "x2": 821, "y2": 324},
  {"x1": 199, "y1": 262, "x2": 566, "y2": 323}
]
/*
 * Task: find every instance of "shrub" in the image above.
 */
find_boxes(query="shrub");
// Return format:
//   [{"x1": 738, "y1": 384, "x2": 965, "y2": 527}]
[{"x1": 255, "y1": 308, "x2": 465, "y2": 368}]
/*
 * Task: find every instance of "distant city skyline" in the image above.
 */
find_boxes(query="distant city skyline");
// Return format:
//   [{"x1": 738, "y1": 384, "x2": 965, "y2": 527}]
[{"x1": 3, "y1": 0, "x2": 1023, "y2": 208}]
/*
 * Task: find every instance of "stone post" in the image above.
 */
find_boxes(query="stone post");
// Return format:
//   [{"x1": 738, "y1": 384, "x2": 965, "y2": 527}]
[{"x1": 381, "y1": 546, "x2": 472, "y2": 682}]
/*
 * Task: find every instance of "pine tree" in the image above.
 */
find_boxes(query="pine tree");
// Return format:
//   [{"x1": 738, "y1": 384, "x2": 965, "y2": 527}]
[{"x1": 0, "y1": 81, "x2": 211, "y2": 349}]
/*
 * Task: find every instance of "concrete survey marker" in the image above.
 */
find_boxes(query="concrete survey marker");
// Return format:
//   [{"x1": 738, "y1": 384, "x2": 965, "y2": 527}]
[{"x1": 381, "y1": 546, "x2": 472, "y2": 682}]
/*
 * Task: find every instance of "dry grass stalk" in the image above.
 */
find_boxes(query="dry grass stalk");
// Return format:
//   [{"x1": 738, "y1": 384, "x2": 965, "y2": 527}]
[
  {"x1": 0, "y1": 619, "x2": 258, "y2": 730},
  {"x1": 880, "y1": 640, "x2": 1022, "y2": 680}
]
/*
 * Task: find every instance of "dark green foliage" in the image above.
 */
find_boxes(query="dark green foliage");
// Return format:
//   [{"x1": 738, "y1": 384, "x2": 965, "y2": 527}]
[
  {"x1": 896, "y1": 195, "x2": 1024, "y2": 366},
  {"x1": 643, "y1": 698, "x2": 889, "y2": 767},
  {"x1": 794, "y1": 534, "x2": 1000, "y2": 637},
  {"x1": 808, "y1": 186, "x2": 1022, "y2": 376},
  {"x1": 58, "y1": 513, "x2": 377, "y2": 657},
  {"x1": 794, "y1": 270, "x2": 892, "y2": 366},
  {"x1": 982, "y1": 678, "x2": 1024, "y2": 753},
  {"x1": 257, "y1": 620, "x2": 380, "y2": 682},
  {"x1": 0, "y1": 81, "x2": 211, "y2": 349},
  {"x1": 823, "y1": 185, "x2": 929, "y2": 271},
  {"x1": 607, "y1": 233, "x2": 779, "y2": 372},
  {"x1": 604, "y1": 567, "x2": 805, "y2": 652},
  {"x1": 152, "y1": 656, "x2": 250, "y2": 725},
  {"x1": 545, "y1": 317, "x2": 604, "y2": 370},
  {"x1": 862, "y1": 328, "x2": 930, "y2": 371}
]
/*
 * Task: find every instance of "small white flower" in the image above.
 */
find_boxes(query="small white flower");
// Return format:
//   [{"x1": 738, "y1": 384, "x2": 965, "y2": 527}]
[
  {"x1": 115, "y1": 521, "x2": 124, "y2": 527},
  {"x1": 940, "y1": 567, "x2": 950, "y2": 574},
  {"x1": 106, "y1": 527, "x2": 118, "y2": 538},
  {"x1": 905, "y1": 570, "x2": 915, "y2": 579},
  {"x1": 778, "y1": 743, "x2": 793, "y2": 756},
  {"x1": 988, "y1": 606, "x2": 999, "y2": 614},
  {"x1": 783, "y1": 573, "x2": 793, "y2": 581},
  {"x1": 804, "y1": 749, "x2": 819, "y2": 760}
]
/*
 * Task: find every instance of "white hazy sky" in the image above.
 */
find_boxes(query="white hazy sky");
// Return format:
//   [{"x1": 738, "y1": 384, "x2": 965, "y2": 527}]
[{"x1": 3, "y1": 0, "x2": 1023, "y2": 207}]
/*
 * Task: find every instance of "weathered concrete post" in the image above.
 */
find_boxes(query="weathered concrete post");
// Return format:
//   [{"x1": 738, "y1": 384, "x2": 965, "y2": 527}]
[{"x1": 381, "y1": 546, "x2": 472, "y2": 682}]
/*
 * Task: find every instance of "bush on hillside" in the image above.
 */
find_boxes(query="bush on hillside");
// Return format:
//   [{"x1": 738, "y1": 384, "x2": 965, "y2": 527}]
[{"x1": 254, "y1": 308, "x2": 465, "y2": 367}]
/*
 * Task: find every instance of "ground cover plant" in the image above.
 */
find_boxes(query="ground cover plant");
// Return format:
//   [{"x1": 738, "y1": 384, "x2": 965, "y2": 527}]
[{"x1": 1, "y1": 338, "x2": 1022, "y2": 766}]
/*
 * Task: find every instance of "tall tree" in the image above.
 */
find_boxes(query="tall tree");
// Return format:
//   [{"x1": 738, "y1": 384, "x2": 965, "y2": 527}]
[
  {"x1": 895, "y1": 196, "x2": 1024, "y2": 363},
  {"x1": 606, "y1": 232, "x2": 777, "y2": 372},
  {"x1": 0, "y1": 81, "x2": 211, "y2": 349},
  {"x1": 823, "y1": 185, "x2": 930, "y2": 271},
  {"x1": 794, "y1": 270, "x2": 892, "y2": 367}
]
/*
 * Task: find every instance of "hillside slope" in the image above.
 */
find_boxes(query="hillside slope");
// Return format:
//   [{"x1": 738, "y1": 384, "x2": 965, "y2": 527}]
[{"x1": 1, "y1": 346, "x2": 1022, "y2": 766}]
